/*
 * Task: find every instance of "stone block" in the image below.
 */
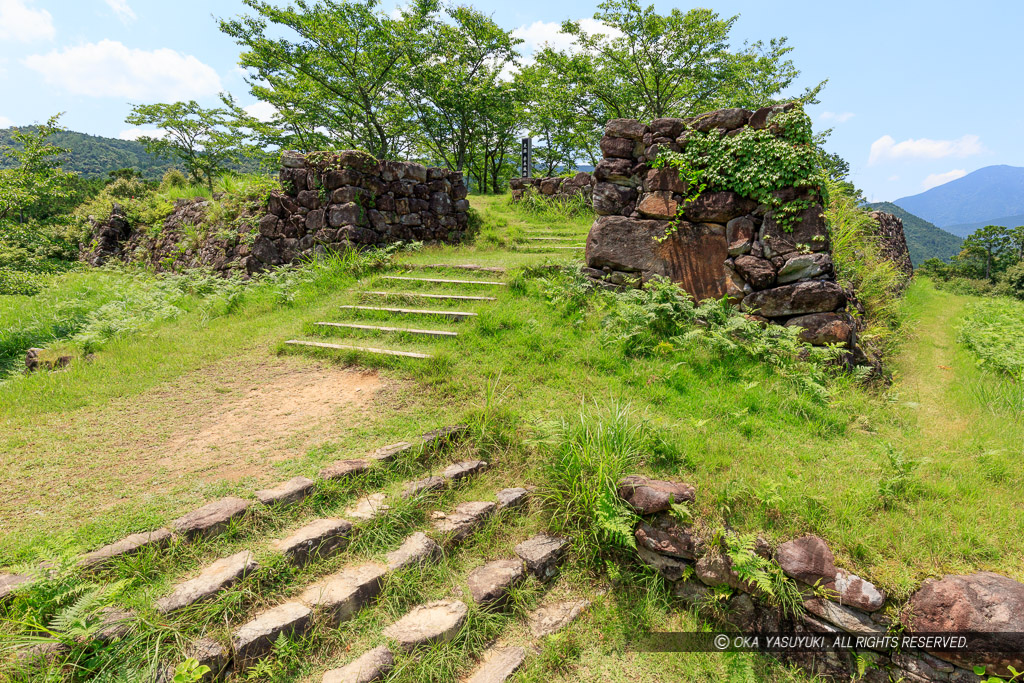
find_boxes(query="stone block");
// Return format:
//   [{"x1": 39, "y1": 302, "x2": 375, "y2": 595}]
[
  {"x1": 255, "y1": 476, "x2": 316, "y2": 506},
  {"x1": 172, "y1": 497, "x2": 250, "y2": 540}
]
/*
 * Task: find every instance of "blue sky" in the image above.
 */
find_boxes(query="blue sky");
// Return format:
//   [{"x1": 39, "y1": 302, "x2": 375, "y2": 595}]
[{"x1": 1, "y1": 0, "x2": 1020, "y2": 202}]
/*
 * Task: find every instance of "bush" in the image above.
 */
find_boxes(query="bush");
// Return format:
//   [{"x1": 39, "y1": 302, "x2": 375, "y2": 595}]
[
  {"x1": 0, "y1": 269, "x2": 43, "y2": 296},
  {"x1": 160, "y1": 168, "x2": 187, "y2": 190},
  {"x1": 998, "y1": 261, "x2": 1024, "y2": 300},
  {"x1": 106, "y1": 177, "x2": 148, "y2": 200},
  {"x1": 958, "y1": 299, "x2": 1024, "y2": 380},
  {"x1": 511, "y1": 188, "x2": 594, "y2": 219}
]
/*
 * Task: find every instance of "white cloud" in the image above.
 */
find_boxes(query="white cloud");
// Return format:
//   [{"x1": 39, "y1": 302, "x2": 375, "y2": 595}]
[
  {"x1": 0, "y1": 115, "x2": 14, "y2": 128},
  {"x1": 921, "y1": 169, "x2": 967, "y2": 191},
  {"x1": 868, "y1": 134, "x2": 984, "y2": 165},
  {"x1": 118, "y1": 127, "x2": 167, "y2": 141},
  {"x1": 22, "y1": 40, "x2": 222, "y2": 100},
  {"x1": 104, "y1": 0, "x2": 136, "y2": 24},
  {"x1": 244, "y1": 101, "x2": 278, "y2": 123},
  {"x1": 0, "y1": 0, "x2": 55, "y2": 42},
  {"x1": 512, "y1": 18, "x2": 622, "y2": 58},
  {"x1": 819, "y1": 111, "x2": 854, "y2": 124}
]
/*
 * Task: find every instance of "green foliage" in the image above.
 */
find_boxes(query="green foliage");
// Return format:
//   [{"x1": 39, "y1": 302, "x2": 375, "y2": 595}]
[
  {"x1": 0, "y1": 268, "x2": 44, "y2": 296},
  {"x1": 876, "y1": 445, "x2": 920, "y2": 510},
  {"x1": 160, "y1": 168, "x2": 187, "y2": 189},
  {"x1": 654, "y1": 106, "x2": 825, "y2": 236},
  {"x1": 171, "y1": 660, "x2": 211, "y2": 683},
  {"x1": 511, "y1": 188, "x2": 594, "y2": 220},
  {"x1": 958, "y1": 298, "x2": 1024, "y2": 380},
  {"x1": 999, "y1": 261, "x2": 1024, "y2": 300},
  {"x1": 974, "y1": 665, "x2": 1023, "y2": 682},
  {"x1": 724, "y1": 532, "x2": 803, "y2": 618},
  {"x1": 0, "y1": 114, "x2": 76, "y2": 224}
]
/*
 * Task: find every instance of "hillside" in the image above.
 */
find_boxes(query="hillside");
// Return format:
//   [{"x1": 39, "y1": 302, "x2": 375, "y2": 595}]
[
  {"x1": 868, "y1": 201, "x2": 963, "y2": 264},
  {"x1": 0, "y1": 127, "x2": 177, "y2": 179},
  {"x1": 945, "y1": 213, "x2": 1024, "y2": 237},
  {"x1": 893, "y1": 165, "x2": 1024, "y2": 228}
]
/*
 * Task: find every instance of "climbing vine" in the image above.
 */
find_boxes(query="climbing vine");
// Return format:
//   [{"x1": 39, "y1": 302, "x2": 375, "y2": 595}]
[{"x1": 653, "y1": 106, "x2": 827, "y2": 236}]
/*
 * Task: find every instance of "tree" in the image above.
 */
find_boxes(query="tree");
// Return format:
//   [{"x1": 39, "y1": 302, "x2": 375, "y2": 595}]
[
  {"x1": 539, "y1": 0, "x2": 823, "y2": 126},
  {"x1": 0, "y1": 114, "x2": 75, "y2": 224},
  {"x1": 219, "y1": 0, "x2": 417, "y2": 159},
  {"x1": 961, "y1": 225, "x2": 1008, "y2": 281},
  {"x1": 1005, "y1": 225, "x2": 1024, "y2": 263},
  {"x1": 398, "y1": 1, "x2": 520, "y2": 173},
  {"x1": 517, "y1": 62, "x2": 601, "y2": 174},
  {"x1": 125, "y1": 101, "x2": 249, "y2": 191}
]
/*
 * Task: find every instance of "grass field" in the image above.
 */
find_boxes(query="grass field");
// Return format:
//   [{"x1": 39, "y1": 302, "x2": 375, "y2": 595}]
[{"x1": 2, "y1": 195, "x2": 1023, "y2": 681}]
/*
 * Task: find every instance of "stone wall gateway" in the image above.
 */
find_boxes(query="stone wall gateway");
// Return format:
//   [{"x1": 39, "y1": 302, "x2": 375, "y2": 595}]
[
  {"x1": 509, "y1": 172, "x2": 595, "y2": 203},
  {"x1": 583, "y1": 105, "x2": 855, "y2": 347}
]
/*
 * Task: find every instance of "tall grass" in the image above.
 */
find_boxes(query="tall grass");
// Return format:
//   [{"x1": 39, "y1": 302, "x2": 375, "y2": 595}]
[
  {"x1": 509, "y1": 189, "x2": 594, "y2": 220},
  {"x1": 958, "y1": 298, "x2": 1024, "y2": 381}
]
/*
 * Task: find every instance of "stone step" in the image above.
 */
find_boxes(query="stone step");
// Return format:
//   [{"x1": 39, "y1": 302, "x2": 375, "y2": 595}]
[
  {"x1": 299, "y1": 562, "x2": 389, "y2": 626},
  {"x1": 338, "y1": 305, "x2": 477, "y2": 320},
  {"x1": 172, "y1": 497, "x2": 250, "y2": 540},
  {"x1": 0, "y1": 573, "x2": 33, "y2": 604},
  {"x1": 79, "y1": 529, "x2": 175, "y2": 569},
  {"x1": 514, "y1": 535, "x2": 570, "y2": 582},
  {"x1": 271, "y1": 518, "x2": 353, "y2": 566},
  {"x1": 431, "y1": 501, "x2": 496, "y2": 545},
  {"x1": 421, "y1": 425, "x2": 469, "y2": 450},
  {"x1": 383, "y1": 599, "x2": 469, "y2": 651},
  {"x1": 527, "y1": 599, "x2": 590, "y2": 637},
  {"x1": 409, "y1": 263, "x2": 506, "y2": 274},
  {"x1": 322, "y1": 645, "x2": 395, "y2": 683},
  {"x1": 285, "y1": 340, "x2": 433, "y2": 359},
  {"x1": 316, "y1": 322, "x2": 459, "y2": 337},
  {"x1": 381, "y1": 276, "x2": 506, "y2": 286},
  {"x1": 517, "y1": 245, "x2": 584, "y2": 250},
  {"x1": 464, "y1": 646, "x2": 527, "y2": 683},
  {"x1": 525, "y1": 237, "x2": 576, "y2": 241},
  {"x1": 467, "y1": 559, "x2": 525, "y2": 608},
  {"x1": 232, "y1": 601, "x2": 313, "y2": 671},
  {"x1": 155, "y1": 550, "x2": 258, "y2": 614},
  {"x1": 361, "y1": 291, "x2": 497, "y2": 302},
  {"x1": 345, "y1": 492, "x2": 390, "y2": 521},
  {"x1": 495, "y1": 488, "x2": 530, "y2": 512},
  {"x1": 255, "y1": 476, "x2": 316, "y2": 506},
  {"x1": 440, "y1": 460, "x2": 488, "y2": 482},
  {"x1": 386, "y1": 532, "x2": 441, "y2": 571},
  {"x1": 320, "y1": 458, "x2": 372, "y2": 480},
  {"x1": 369, "y1": 441, "x2": 414, "y2": 462},
  {"x1": 402, "y1": 475, "x2": 447, "y2": 499}
]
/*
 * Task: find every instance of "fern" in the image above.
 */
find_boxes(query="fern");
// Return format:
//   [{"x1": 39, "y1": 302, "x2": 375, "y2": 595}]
[{"x1": 595, "y1": 488, "x2": 637, "y2": 550}]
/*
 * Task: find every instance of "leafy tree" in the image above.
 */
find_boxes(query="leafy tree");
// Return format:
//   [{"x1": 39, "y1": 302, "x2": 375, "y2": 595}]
[
  {"x1": 539, "y1": 0, "x2": 823, "y2": 126},
  {"x1": 398, "y1": 1, "x2": 520, "y2": 174},
  {"x1": 0, "y1": 114, "x2": 75, "y2": 224},
  {"x1": 961, "y1": 225, "x2": 1008, "y2": 281},
  {"x1": 517, "y1": 62, "x2": 601, "y2": 173},
  {"x1": 1005, "y1": 225, "x2": 1024, "y2": 263},
  {"x1": 465, "y1": 79, "x2": 522, "y2": 193},
  {"x1": 219, "y1": 0, "x2": 416, "y2": 159},
  {"x1": 125, "y1": 101, "x2": 250, "y2": 191}
]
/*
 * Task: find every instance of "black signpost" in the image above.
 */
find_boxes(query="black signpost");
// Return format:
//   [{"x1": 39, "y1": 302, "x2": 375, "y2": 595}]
[{"x1": 521, "y1": 137, "x2": 532, "y2": 178}]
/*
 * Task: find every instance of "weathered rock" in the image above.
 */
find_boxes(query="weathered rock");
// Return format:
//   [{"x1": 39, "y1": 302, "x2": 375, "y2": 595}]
[
  {"x1": 733, "y1": 255, "x2": 776, "y2": 290},
  {"x1": 748, "y1": 103, "x2": 795, "y2": 130},
  {"x1": 528, "y1": 599, "x2": 590, "y2": 637},
  {"x1": 904, "y1": 572, "x2": 1024, "y2": 676},
  {"x1": 402, "y1": 476, "x2": 447, "y2": 498},
  {"x1": 272, "y1": 518, "x2": 353, "y2": 565},
  {"x1": 514, "y1": 534, "x2": 570, "y2": 582},
  {"x1": 156, "y1": 550, "x2": 258, "y2": 613},
  {"x1": 467, "y1": 559, "x2": 526, "y2": 607},
  {"x1": 776, "y1": 253, "x2": 832, "y2": 284},
  {"x1": 186, "y1": 637, "x2": 230, "y2": 680},
  {"x1": 281, "y1": 151, "x2": 306, "y2": 168},
  {"x1": 255, "y1": 476, "x2": 316, "y2": 506},
  {"x1": 690, "y1": 108, "x2": 751, "y2": 133},
  {"x1": 869, "y1": 211, "x2": 913, "y2": 280},
  {"x1": 635, "y1": 515, "x2": 699, "y2": 559},
  {"x1": 644, "y1": 168, "x2": 687, "y2": 193},
  {"x1": 650, "y1": 118, "x2": 687, "y2": 139},
  {"x1": 616, "y1": 475, "x2": 696, "y2": 514},
  {"x1": 94, "y1": 607, "x2": 136, "y2": 643},
  {"x1": 586, "y1": 216, "x2": 729, "y2": 301},
  {"x1": 683, "y1": 191, "x2": 757, "y2": 223},
  {"x1": 431, "y1": 501, "x2": 496, "y2": 543},
  {"x1": 440, "y1": 460, "x2": 488, "y2": 482},
  {"x1": 833, "y1": 569, "x2": 885, "y2": 612},
  {"x1": 368, "y1": 442, "x2": 412, "y2": 463},
  {"x1": 803, "y1": 598, "x2": 885, "y2": 636},
  {"x1": 637, "y1": 191, "x2": 679, "y2": 219},
  {"x1": 172, "y1": 497, "x2": 250, "y2": 540},
  {"x1": 741, "y1": 281, "x2": 847, "y2": 318},
  {"x1": 232, "y1": 601, "x2": 313, "y2": 669},
  {"x1": 696, "y1": 554, "x2": 745, "y2": 590},
  {"x1": 300, "y1": 563, "x2": 388, "y2": 625},
  {"x1": 785, "y1": 313, "x2": 855, "y2": 346},
  {"x1": 595, "y1": 158, "x2": 640, "y2": 185},
  {"x1": 727, "y1": 216, "x2": 755, "y2": 255},
  {"x1": 637, "y1": 545, "x2": 689, "y2": 581},
  {"x1": 0, "y1": 572, "x2": 33, "y2": 603},
  {"x1": 605, "y1": 119, "x2": 647, "y2": 140},
  {"x1": 81, "y1": 529, "x2": 175, "y2": 568},
  {"x1": 776, "y1": 535, "x2": 836, "y2": 586},
  {"x1": 760, "y1": 202, "x2": 829, "y2": 256},
  {"x1": 386, "y1": 532, "x2": 441, "y2": 571},
  {"x1": 465, "y1": 646, "x2": 527, "y2": 683},
  {"x1": 323, "y1": 646, "x2": 395, "y2": 683},
  {"x1": 593, "y1": 182, "x2": 637, "y2": 215},
  {"x1": 672, "y1": 578, "x2": 711, "y2": 606},
  {"x1": 383, "y1": 599, "x2": 468, "y2": 650},
  {"x1": 600, "y1": 136, "x2": 639, "y2": 160},
  {"x1": 345, "y1": 493, "x2": 390, "y2": 521},
  {"x1": 420, "y1": 425, "x2": 469, "y2": 451},
  {"x1": 496, "y1": 487, "x2": 530, "y2": 512},
  {"x1": 320, "y1": 459, "x2": 371, "y2": 480}
]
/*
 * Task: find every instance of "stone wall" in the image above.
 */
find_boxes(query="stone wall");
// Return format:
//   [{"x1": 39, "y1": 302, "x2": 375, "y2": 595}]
[
  {"x1": 583, "y1": 106, "x2": 855, "y2": 348},
  {"x1": 509, "y1": 172, "x2": 595, "y2": 203},
  {"x1": 870, "y1": 211, "x2": 914, "y2": 279},
  {"x1": 619, "y1": 474, "x2": 1022, "y2": 682},
  {"x1": 86, "y1": 151, "x2": 470, "y2": 276}
]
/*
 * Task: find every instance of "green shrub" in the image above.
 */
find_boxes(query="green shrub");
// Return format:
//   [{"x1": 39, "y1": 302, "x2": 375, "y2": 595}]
[
  {"x1": 106, "y1": 177, "x2": 148, "y2": 200},
  {"x1": 160, "y1": 168, "x2": 187, "y2": 190},
  {"x1": 958, "y1": 299, "x2": 1024, "y2": 380},
  {"x1": 0, "y1": 268, "x2": 43, "y2": 296},
  {"x1": 511, "y1": 188, "x2": 594, "y2": 219},
  {"x1": 998, "y1": 261, "x2": 1024, "y2": 300}
]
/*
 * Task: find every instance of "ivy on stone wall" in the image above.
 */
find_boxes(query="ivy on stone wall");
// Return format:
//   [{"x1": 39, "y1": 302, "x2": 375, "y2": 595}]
[{"x1": 654, "y1": 106, "x2": 825, "y2": 234}]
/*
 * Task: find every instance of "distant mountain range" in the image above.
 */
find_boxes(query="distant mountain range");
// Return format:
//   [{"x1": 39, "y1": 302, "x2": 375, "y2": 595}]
[
  {"x1": 0, "y1": 127, "x2": 178, "y2": 179},
  {"x1": 892, "y1": 165, "x2": 1024, "y2": 235},
  {"x1": 867, "y1": 202, "x2": 963, "y2": 265}
]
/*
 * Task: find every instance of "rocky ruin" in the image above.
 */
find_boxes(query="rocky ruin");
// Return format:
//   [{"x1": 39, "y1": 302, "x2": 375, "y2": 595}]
[
  {"x1": 870, "y1": 210, "x2": 914, "y2": 279},
  {"x1": 510, "y1": 172, "x2": 595, "y2": 203},
  {"x1": 86, "y1": 151, "x2": 471, "y2": 275},
  {"x1": 583, "y1": 106, "x2": 858, "y2": 347}
]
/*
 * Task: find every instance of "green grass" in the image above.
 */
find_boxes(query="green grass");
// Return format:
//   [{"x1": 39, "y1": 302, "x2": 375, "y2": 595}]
[
  {"x1": 3, "y1": 194, "x2": 1023, "y2": 682},
  {"x1": 958, "y1": 297, "x2": 1024, "y2": 379}
]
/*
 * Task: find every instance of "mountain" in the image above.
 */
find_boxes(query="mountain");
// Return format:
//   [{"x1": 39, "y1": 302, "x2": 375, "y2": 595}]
[
  {"x1": 0, "y1": 127, "x2": 179, "y2": 179},
  {"x1": 867, "y1": 202, "x2": 963, "y2": 265},
  {"x1": 892, "y1": 165, "x2": 1024, "y2": 228},
  {"x1": 944, "y1": 214, "x2": 1024, "y2": 238}
]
